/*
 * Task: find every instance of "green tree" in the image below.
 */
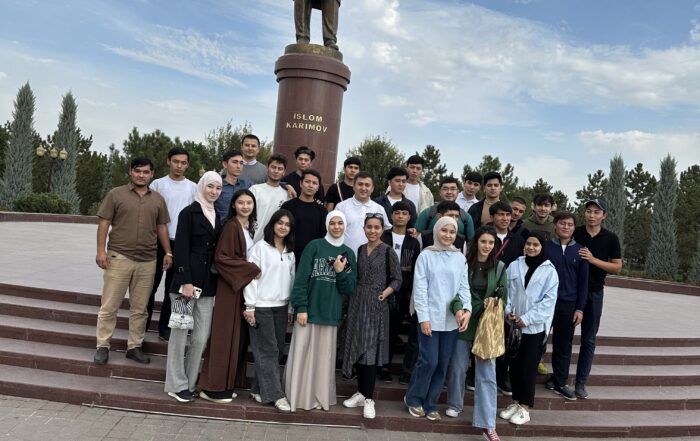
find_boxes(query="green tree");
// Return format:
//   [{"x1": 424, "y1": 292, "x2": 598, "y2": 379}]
[
  {"x1": 689, "y1": 235, "x2": 700, "y2": 286},
  {"x1": 1, "y1": 83, "x2": 36, "y2": 209},
  {"x1": 462, "y1": 155, "x2": 518, "y2": 199},
  {"x1": 0, "y1": 122, "x2": 9, "y2": 181},
  {"x1": 203, "y1": 121, "x2": 272, "y2": 172},
  {"x1": 76, "y1": 150, "x2": 108, "y2": 214},
  {"x1": 50, "y1": 92, "x2": 81, "y2": 213},
  {"x1": 675, "y1": 165, "x2": 700, "y2": 278},
  {"x1": 605, "y1": 155, "x2": 626, "y2": 252},
  {"x1": 624, "y1": 163, "x2": 656, "y2": 266},
  {"x1": 575, "y1": 170, "x2": 608, "y2": 223},
  {"x1": 645, "y1": 155, "x2": 679, "y2": 280},
  {"x1": 346, "y1": 135, "x2": 405, "y2": 198},
  {"x1": 417, "y1": 145, "x2": 448, "y2": 199}
]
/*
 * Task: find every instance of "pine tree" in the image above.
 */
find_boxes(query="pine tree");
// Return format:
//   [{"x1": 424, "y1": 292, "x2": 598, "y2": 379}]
[
  {"x1": 624, "y1": 163, "x2": 656, "y2": 266},
  {"x1": 645, "y1": 155, "x2": 679, "y2": 280},
  {"x1": 605, "y1": 155, "x2": 626, "y2": 252},
  {"x1": 689, "y1": 235, "x2": 700, "y2": 286},
  {"x1": 1, "y1": 83, "x2": 35, "y2": 209},
  {"x1": 346, "y1": 135, "x2": 405, "y2": 198},
  {"x1": 462, "y1": 155, "x2": 518, "y2": 199},
  {"x1": 675, "y1": 165, "x2": 700, "y2": 278},
  {"x1": 575, "y1": 170, "x2": 607, "y2": 223},
  {"x1": 50, "y1": 92, "x2": 81, "y2": 213},
  {"x1": 418, "y1": 145, "x2": 448, "y2": 199}
]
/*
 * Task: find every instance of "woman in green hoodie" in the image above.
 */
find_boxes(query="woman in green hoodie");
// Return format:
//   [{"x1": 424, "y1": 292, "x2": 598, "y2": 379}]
[{"x1": 447, "y1": 226, "x2": 508, "y2": 441}]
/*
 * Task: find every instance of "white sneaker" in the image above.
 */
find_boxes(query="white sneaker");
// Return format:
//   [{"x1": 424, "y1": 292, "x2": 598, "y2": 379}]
[
  {"x1": 249, "y1": 392, "x2": 262, "y2": 403},
  {"x1": 363, "y1": 399, "x2": 376, "y2": 419},
  {"x1": 342, "y1": 392, "x2": 366, "y2": 408},
  {"x1": 274, "y1": 397, "x2": 291, "y2": 413},
  {"x1": 445, "y1": 407, "x2": 461, "y2": 418},
  {"x1": 499, "y1": 403, "x2": 520, "y2": 420},
  {"x1": 509, "y1": 406, "x2": 530, "y2": 425}
]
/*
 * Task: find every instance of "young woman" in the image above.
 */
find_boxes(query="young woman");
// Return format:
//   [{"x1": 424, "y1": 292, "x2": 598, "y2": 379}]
[
  {"x1": 446, "y1": 226, "x2": 508, "y2": 441},
  {"x1": 404, "y1": 216, "x2": 471, "y2": 421},
  {"x1": 165, "y1": 171, "x2": 223, "y2": 403},
  {"x1": 198, "y1": 189, "x2": 261, "y2": 403},
  {"x1": 500, "y1": 231, "x2": 558, "y2": 425},
  {"x1": 342, "y1": 213, "x2": 402, "y2": 419},
  {"x1": 243, "y1": 209, "x2": 296, "y2": 412},
  {"x1": 285, "y1": 210, "x2": 357, "y2": 412}
]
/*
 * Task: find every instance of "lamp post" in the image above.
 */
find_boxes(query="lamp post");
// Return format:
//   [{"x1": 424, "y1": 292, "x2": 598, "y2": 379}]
[{"x1": 36, "y1": 142, "x2": 68, "y2": 192}]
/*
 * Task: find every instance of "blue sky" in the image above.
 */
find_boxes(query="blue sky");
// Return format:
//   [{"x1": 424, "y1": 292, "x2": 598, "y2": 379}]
[{"x1": 2, "y1": 0, "x2": 700, "y2": 199}]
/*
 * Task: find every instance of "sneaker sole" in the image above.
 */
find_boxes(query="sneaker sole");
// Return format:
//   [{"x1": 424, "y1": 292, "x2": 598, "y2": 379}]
[
  {"x1": 167, "y1": 392, "x2": 193, "y2": 403},
  {"x1": 342, "y1": 401, "x2": 365, "y2": 408},
  {"x1": 426, "y1": 414, "x2": 441, "y2": 421},
  {"x1": 200, "y1": 393, "x2": 232, "y2": 404},
  {"x1": 553, "y1": 390, "x2": 577, "y2": 401},
  {"x1": 575, "y1": 393, "x2": 589, "y2": 399},
  {"x1": 509, "y1": 417, "x2": 530, "y2": 425},
  {"x1": 497, "y1": 388, "x2": 512, "y2": 396}
]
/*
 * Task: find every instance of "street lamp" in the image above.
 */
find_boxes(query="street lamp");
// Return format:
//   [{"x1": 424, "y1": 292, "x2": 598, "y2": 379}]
[{"x1": 36, "y1": 142, "x2": 68, "y2": 191}]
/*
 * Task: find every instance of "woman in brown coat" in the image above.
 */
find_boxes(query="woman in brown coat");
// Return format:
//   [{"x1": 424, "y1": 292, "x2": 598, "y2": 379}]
[{"x1": 198, "y1": 189, "x2": 260, "y2": 403}]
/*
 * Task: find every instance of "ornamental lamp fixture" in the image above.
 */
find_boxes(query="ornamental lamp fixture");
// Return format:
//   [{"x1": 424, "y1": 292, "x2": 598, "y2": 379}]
[
  {"x1": 49, "y1": 147, "x2": 59, "y2": 159},
  {"x1": 199, "y1": 166, "x2": 205, "y2": 177},
  {"x1": 58, "y1": 148, "x2": 68, "y2": 160},
  {"x1": 36, "y1": 144, "x2": 46, "y2": 157}
]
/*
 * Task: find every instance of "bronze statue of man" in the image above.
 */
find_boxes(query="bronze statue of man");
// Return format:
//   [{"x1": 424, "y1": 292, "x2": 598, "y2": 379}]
[{"x1": 294, "y1": 0, "x2": 341, "y2": 50}]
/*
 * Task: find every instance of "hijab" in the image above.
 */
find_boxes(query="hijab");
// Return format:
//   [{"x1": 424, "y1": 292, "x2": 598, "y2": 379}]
[
  {"x1": 524, "y1": 230, "x2": 547, "y2": 288},
  {"x1": 195, "y1": 171, "x2": 222, "y2": 228},
  {"x1": 324, "y1": 210, "x2": 346, "y2": 247},
  {"x1": 425, "y1": 216, "x2": 460, "y2": 252}
]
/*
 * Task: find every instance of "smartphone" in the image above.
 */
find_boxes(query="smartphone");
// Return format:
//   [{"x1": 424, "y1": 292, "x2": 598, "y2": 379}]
[{"x1": 178, "y1": 285, "x2": 202, "y2": 298}]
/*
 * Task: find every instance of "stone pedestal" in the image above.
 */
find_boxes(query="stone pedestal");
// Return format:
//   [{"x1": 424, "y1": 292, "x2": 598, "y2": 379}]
[{"x1": 273, "y1": 44, "x2": 351, "y2": 188}]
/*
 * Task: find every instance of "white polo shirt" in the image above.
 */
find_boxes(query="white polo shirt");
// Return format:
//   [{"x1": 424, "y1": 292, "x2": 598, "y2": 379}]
[
  {"x1": 456, "y1": 192, "x2": 479, "y2": 212},
  {"x1": 335, "y1": 196, "x2": 392, "y2": 255}
]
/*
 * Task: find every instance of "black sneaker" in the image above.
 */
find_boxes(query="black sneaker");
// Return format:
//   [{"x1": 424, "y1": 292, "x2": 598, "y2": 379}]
[
  {"x1": 544, "y1": 376, "x2": 555, "y2": 390},
  {"x1": 125, "y1": 347, "x2": 150, "y2": 364},
  {"x1": 93, "y1": 347, "x2": 109, "y2": 365},
  {"x1": 497, "y1": 379, "x2": 512, "y2": 396},
  {"x1": 553, "y1": 385, "x2": 577, "y2": 401},
  {"x1": 168, "y1": 390, "x2": 195, "y2": 403},
  {"x1": 575, "y1": 384, "x2": 589, "y2": 399},
  {"x1": 379, "y1": 369, "x2": 393, "y2": 383},
  {"x1": 398, "y1": 373, "x2": 411, "y2": 385}
]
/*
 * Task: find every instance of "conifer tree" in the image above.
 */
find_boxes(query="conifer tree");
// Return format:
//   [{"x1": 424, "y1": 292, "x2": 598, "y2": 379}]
[
  {"x1": 50, "y1": 92, "x2": 80, "y2": 213},
  {"x1": 689, "y1": 235, "x2": 700, "y2": 286},
  {"x1": 645, "y1": 155, "x2": 678, "y2": 280},
  {"x1": 1, "y1": 83, "x2": 35, "y2": 209},
  {"x1": 605, "y1": 155, "x2": 626, "y2": 252}
]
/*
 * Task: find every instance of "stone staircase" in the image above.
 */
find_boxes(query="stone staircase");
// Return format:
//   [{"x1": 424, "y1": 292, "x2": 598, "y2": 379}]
[{"x1": 0, "y1": 283, "x2": 699, "y2": 438}]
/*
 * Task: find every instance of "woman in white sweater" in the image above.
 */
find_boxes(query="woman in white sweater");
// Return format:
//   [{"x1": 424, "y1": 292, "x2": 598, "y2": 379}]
[{"x1": 243, "y1": 209, "x2": 296, "y2": 412}]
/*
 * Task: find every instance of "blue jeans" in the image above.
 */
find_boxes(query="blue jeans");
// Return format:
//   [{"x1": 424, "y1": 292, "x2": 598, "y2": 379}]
[
  {"x1": 446, "y1": 338, "x2": 472, "y2": 412},
  {"x1": 473, "y1": 357, "x2": 497, "y2": 429},
  {"x1": 576, "y1": 289, "x2": 604, "y2": 387},
  {"x1": 406, "y1": 329, "x2": 457, "y2": 414}
]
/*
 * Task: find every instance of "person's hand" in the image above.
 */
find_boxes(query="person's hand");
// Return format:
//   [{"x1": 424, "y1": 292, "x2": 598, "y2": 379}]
[
  {"x1": 507, "y1": 313, "x2": 517, "y2": 321},
  {"x1": 333, "y1": 255, "x2": 347, "y2": 273},
  {"x1": 579, "y1": 247, "x2": 594, "y2": 262},
  {"x1": 96, "y1": 251, "x2": 109, "y2": 269},
  {"x1": 243, "y1": 309, "x2": 255, "y2": 326},
  {"x1": 286, "y1": 186, "x2": 297, "y2": 199},
  {"x1": 573, "y1": 310, "x2": 583, "y2": 327},
  {"x1": 181, "y1": 284, "x2": 196, "y2": 299},
  {"x1": 456, "y1": 310, "x2": 471, "y2": 332},
  {"x1": 408, "y1": 228, "x2": 419, "y2": 238},
  {"x1": 420, "y1": 321, "x2": 432, "y2": 336},
  {"x1": 514, "y1": 317, "x2": 526, "y2": 329},
  {"x1": 163, "y1": 255, "x2": 173, "y2": 271},
  {"x1": 297, "y1": 312, "x2": 308, "y2": 326}
]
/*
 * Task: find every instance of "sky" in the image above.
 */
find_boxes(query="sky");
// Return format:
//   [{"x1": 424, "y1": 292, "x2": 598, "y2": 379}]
[{"x1": 2, "y1": 0, "x2": 700, "y2": 199}]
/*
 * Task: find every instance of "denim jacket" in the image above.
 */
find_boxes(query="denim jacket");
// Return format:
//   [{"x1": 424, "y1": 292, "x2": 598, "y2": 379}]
[{"x1": 505, "y1": 256, "x2": 558, "y2": 340}]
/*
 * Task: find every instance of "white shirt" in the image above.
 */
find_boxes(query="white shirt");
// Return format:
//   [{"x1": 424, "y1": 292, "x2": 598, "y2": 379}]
[
  {"x1": 497, "y1": 232, "x2": 508, "y2": 242},
  {"x1": 456, "y1": 192, "x2": 479, "y2": 212},
  {"x1": 336, "y1": 197, "x2": 392, "y2": 255},
  {"x1": 149, "y1": 176, "x2": 197, "y2": 239},
  {"x1": 405, "y1": 183, "x2": 420, "y2": 209},
  {"x1": 391, "y1": 232, "x2": 405, "y2": 259},
  {"x1": 243, "y1": 241, "x2": 295, "y2": 308},
  {"x1": 249, "y1": 183, "x2": 289, "y2": 242},
  {"x1": 387, "y1": 195, "x2": 402, "y2": 206}
]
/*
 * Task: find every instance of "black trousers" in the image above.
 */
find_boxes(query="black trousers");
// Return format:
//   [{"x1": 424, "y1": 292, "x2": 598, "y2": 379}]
[
  {"x1": 357, "y1": 364, "x2": 377, "y2": 399},
  {"x1": 146, "y1": 240, "x2": 174, "y2": 335},
  {"x1": 551, "y1": 300, "x2": 576, "y2": 388},
  {"x1": 385, "y1": 292, "x2": 407, "y2": 370},
  {"x1": 509, "y1": 331, "x2": 544, "y2": 408},
  {"x1": 401, "y1": 313, "x2": 419, "y2": 376}
]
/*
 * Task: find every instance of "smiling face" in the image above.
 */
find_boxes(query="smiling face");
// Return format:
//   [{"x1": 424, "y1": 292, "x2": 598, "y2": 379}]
[
  {"x1": 354, "y1": 176, "x2": 374, "y2": 201},
  {"x1": 274, "y1": 215, "x2": 291, "y2": 239},
  {"x1": 477, "y1": 232, "x2": 496, "y2": 260},
  {"x1": 440, "y1": 182, "x2": 460, "y2": 202},
  {"x1": 492, "y1": 209, "x2": 512, "y2": 232},
  {"x1": 436, "y1": 223, "x2": 457, "y2": 247},
  {"x1": 524, "y1": 236, "x2": 543, "y2": 257},
  {"x1": 364, "y1": 217, "x2": 383, "y2": 243},
  {"x1": 535, "y1": 202, "x2": 553, "y2": 220},
  {"x1": 204, "y1": 181, "x2": 223, "y2": 203},
  {"x1": 328, "y1": 216, "x2": 345, "y2": 238},
  {"x1": 233, "y1": 194, "x2": 254, "y2": 219},
  {"x1": 554, "y1": 217, "x2": 575, "y2": 241}
]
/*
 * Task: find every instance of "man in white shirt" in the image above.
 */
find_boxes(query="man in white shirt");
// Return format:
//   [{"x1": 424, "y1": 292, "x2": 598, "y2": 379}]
[
  {"x1": 336, "y1": 171, "x2": 391, "y2": 255},
  {"x1": 239, "y1": 134, "x2": 268, "y2": 185},
  {"x1": 147, "y1": 147, "x2": 197, "y2": 341},
  {"x1": 403, "y1": 154, "x2": 434, "y2": 213},
  {"x1": 456, "y1": 171, "x2": 481, "y2": 212},
  {"x1": 249, "y1": 154, "x2": 290, "y2": 242}
]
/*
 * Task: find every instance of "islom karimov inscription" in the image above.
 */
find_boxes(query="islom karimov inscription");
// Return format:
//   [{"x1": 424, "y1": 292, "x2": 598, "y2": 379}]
[{"x1": 285, "y1": 113, "x2": 328, "y2": 132}]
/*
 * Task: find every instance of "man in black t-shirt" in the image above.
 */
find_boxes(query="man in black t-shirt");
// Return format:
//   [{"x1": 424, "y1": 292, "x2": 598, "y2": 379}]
[
  {"x1": 281, "y1": 169, "x2": 327, "y2": 266},
  {"x1": 325, "y1": 156, "x2": 361, "y2": 211},
  {"x1": 282, "y1": 146, "x2": 324, "y2": 201},
  {"x1": 572, "y1": 199, "x2": 622, "y2": 399}
]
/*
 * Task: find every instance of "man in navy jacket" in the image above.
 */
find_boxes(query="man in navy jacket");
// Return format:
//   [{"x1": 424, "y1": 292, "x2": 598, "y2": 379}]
[{"x1": 543, "y1": 212, "x2": 589, "y2": 400}]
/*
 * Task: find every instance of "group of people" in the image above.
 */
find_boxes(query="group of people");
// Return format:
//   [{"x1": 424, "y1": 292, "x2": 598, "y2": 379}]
[{"x1": 92, "y1": 134, "x2": 622, "y2": 441}]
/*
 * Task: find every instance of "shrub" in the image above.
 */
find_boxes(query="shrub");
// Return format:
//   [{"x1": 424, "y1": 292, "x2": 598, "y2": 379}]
[{"x1": 13, "y1": 192, "x2": 72, "y2": 214}]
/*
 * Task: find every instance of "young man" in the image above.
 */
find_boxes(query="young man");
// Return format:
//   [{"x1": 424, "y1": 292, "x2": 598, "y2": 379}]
[
  {"x1": 456, "y1": 171, "x2": 482, "y2": 212},
  {"x1": 325, "y1": 156, "x2": 361, "y2": 211},
  {"x1": 523, "y1": 194, "x2": 556, "y2": 239},
  {"x1": 374, "y1": 167, "x2": 418, "y2": 229},
  {"x1": 403, "y1": 154, "x2": 434, "y2": 213},
  {"x1": 543, "y1": 212, "x2": 589, "y2": 401},
  {"x1": 468, "y1": 171, "x2": 503, "y2": 228},
  {"x1": 239, "y1": 134, "x2": 268, "y2": 185},
  {"x1": 573, "y1": 199, "x2": 622, "y2": 399},
  {"x1": 414, "y1": 176, "x2": 474, "y2": 240},
  {"x1": 281, "y1": 169, "x2": 327, "y2": 266},
  {"x1": 417, "y1": 201, "x2": 467, "y2": 253},
  {"x1": 282, "y1": 145, "x2": 324, "y2": 201},
  {"x1": 509, "y1": 196, "x2": 530, "y2": 240},
  {"x1": 94, "y1": 158, "x2": 171, "y2": 366},
  {"x1": 147, "y1": 147, "x2": 197, "y2": 341},
  {"x1": 380, "y1": 201, "x2": 422, "y2": 384},
  {"x1": 215, "y1": 150, "x2": 251, "y2": 221},
  {"x1": 249, "y1": 154, "x2": 290, "y2": 242},
  {"x1": 335, "y1": 171, "x2": 391, "y2": 255}
]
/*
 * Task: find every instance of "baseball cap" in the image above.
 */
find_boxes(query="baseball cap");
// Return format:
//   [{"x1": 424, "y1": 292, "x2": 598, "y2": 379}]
[{"x1": 584, "y1": 198, "x2": 608, "y2": 212}]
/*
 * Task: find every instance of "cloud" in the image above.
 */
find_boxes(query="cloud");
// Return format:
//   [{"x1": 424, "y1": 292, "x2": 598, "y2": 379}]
[{"x1": 0, "y1": 72, "x2": 7, "y2": 80}]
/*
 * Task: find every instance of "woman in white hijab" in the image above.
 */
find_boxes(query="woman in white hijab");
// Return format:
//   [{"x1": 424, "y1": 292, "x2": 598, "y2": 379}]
[{"x1": 285, "y1": 210, "x2": 358, "y2": 412}]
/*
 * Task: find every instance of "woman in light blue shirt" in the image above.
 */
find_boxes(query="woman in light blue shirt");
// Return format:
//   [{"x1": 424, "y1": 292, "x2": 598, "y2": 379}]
[{"x1": 404, "y1": 217, "x2": 471, "y2": 422}]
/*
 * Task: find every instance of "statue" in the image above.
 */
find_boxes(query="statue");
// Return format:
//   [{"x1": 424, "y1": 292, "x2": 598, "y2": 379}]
[{"x1": 294, "y1": 0, "x2": 341, "y2": 50}]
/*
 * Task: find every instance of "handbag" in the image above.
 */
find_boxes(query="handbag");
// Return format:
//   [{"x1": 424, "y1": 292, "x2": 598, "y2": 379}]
[
  {"x1": 168, "y1": 295, "x2": 194, "y2": 330},
  {"x1": 471, "y1": 262, "x2": 506, "y2": 360},
  {"x1": 505, "y1": 318, "x2": 522, "y2": 359}
]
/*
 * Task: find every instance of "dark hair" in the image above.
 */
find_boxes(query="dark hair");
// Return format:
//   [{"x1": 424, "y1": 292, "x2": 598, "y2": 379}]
[
  {"x1": 344, "y1": 156, "x2": 362, "y2": 168},
  {"x1": 167, "y1": 147, "x2": 189, "y2": 161},
  {"x1": 464, "y1": 171, "x2": 482, "y2": 184},
  {"x1": 553, "y1": 211, "x2": 577, "y2": 225},
  {"x1": 222, "y1": 149, "x2": 243, "y2": 162},
  {"x1": 364, "y1": 213, "x2": 385, "y2": 227},
  {"x1": 436, "y1": 200, "x2": 460, "y2": 215},
  {"x1": 355, "y1": 171, "x2": 374, "y2": 184},
  {"x1": 489, "y1": 201, "x2": 513, "y2": 216},
  {"x1": 263, "y1": 209, "x2": 295, "y2": 252},
  {"x1": 386, "y1": 167, "x2": 408, "y2": 181},
  {"x1": 440, "y1": 176, "x2": 460, "y2": 188},
  {"x1": 467, "y1": 226, "x2": 499, "y2": 271},
  {"x1": 267, "y1": 153, "x2": 288, "y2": 167},
  {"x1": 130, "y1": 157, "x2": 154, "y2": 171},
  {"x1": 406, "y1": 154, "x2": 425, "y2": 166},
  {"x1": 300, "y1": 168, "x2": 322, "y2": 184},
  {"x1": 242, "y1": 134, "x2": 260, "y2": 146},
  {"x1": 294, "y1": 145, "x2": 316, "y2": 160},
  {"x1": 482, "y1": 171, "x2": 502, "y2": 185},
  {"x1": 511, "y1": 196, "x2": 527, "y2": 206},
  {"x1": 533, "y1": 193, "x2": 555, "y2": 205},
  {"x1": 226, "y1": 189, "x2": 257, "y2": 236},
  {"x1": 392, "y1": 200, "x2": 412, "y2": 213}
]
